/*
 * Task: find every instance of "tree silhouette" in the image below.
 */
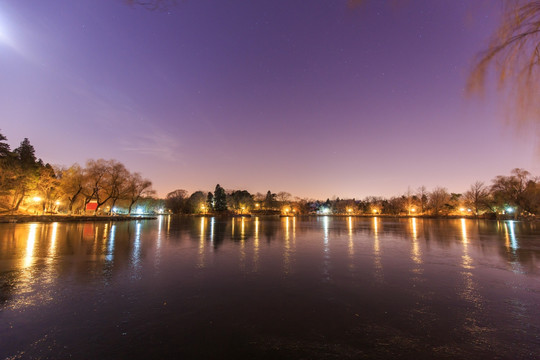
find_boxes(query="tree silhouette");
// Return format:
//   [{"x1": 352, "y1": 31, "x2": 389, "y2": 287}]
[
  {"x1": 0, "y1": 131, "x2": 10, "y2": 158},
  {"x1": 468, "y1": 1, "x2": 540, "y2": 122},
  {"x1": 213, "y1": 184, "x2": 228, "y2": 212}
]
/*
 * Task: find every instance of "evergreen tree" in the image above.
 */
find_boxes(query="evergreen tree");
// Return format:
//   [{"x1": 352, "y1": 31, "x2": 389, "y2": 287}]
[
  {"x1": 206, "y1": 192, "x2": 214, "y2": 212},
  {"x1": 0, "y1": 131, "x2": 14, "y2": 207},
  {"x1": 0, "y1": 130, "x2": 10, "y2": 158},
  {"x1": 14, "y1": 138, "x2": 37, "y2": 169},
  {"x1": 213, "y1": 184, "x2": 227, "y2": 212},
  {"x1": 263, "y1": 190, "x2": 276, "y2": 209}
]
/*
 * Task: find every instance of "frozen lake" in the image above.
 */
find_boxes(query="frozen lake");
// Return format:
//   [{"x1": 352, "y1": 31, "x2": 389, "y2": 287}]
[{"x1": 1, "y1": 216, "x2": 539, "y2": 359}]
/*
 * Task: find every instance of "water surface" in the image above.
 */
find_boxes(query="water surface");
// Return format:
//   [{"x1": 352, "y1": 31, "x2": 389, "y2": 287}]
[{"x1": 1, "y1": 216, "x2": 539, "y2": 359}]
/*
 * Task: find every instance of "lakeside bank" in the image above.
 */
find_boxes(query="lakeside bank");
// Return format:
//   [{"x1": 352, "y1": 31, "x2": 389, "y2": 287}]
[
  {"x1": 192, "y1": 213, "x2": 525, "y2": 221},
  {"x1": 0, "y1": 215, "x2": 157, "y2": 223},
  {"x1": 0, "y1": 213, "x2": 529, "y2": 224}
]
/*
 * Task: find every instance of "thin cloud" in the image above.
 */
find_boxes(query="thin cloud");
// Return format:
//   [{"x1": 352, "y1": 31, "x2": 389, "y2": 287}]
[{"x1": 121, "y1": 129, "x2": 183, "y2": 162}]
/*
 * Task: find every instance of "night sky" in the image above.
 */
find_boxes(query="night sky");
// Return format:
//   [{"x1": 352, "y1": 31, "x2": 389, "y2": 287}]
[{"x1": 0, "y1": 0, "x2": 537, "y2": 199}]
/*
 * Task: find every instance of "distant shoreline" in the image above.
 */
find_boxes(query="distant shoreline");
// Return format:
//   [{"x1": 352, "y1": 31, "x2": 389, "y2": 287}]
[
  {"x1": 0, "y1": 215, "x2": 157, "y2": 224},
  {"x1": 192, "y1": 213, "x2": 523, "y2": 221},
  {"x1": 0, "y1": 213, "x2": 525, "y2": 224}
]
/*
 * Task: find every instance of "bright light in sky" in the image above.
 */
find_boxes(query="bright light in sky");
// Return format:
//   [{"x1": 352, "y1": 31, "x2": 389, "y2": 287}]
[
  {"x1": 0, "y1": 23, "x2": 8, "y2": 43},
  {"x1": 0, "y1": 11, "x2": 14, "y2": 48}
]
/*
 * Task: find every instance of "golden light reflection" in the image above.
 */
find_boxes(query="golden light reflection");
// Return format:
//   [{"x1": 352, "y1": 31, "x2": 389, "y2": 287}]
[
  {"x1": 253, "y1": 217, "x2": 259, "y2": 272},
  {"x1": 285, "y1": 216, "x2": 290, "y2": 242},
  {"x1": 48, "y1": 222, "x2": 58, "y2": 259},
  {"x1": 239, "y1": 218, "x2": 246, "y2": 272},
  {"x1": 503, "y1": 221, "x2": 510, "y2": 248},
  {"x1": 410, "y1": 218, "x2": 422, "y2": 265},
  {"x1": 103, "y1": 223, "x2": 109, "y2": 242},
  {"x1": 372, "y1": 217, "x2": 383, "y2": 283},
  {"x1": 100, "y1": 223, "x2": 109, "y2": 256},
  {"x1": 347, "y1": 216, "x2": 355, "y2": 274},
  {"x1": 17, "y1": 224, "x2": 47, "y2": 309},
  {"x1": 461, "y1": 218, "x2": 468, "y2": 244},
  {"x1": 46, "y1": 222, "x2": 58, "y2": 277},
  {"x1": 200, "y1": 216, "x2": 205, "y2": 235},
  {"x1": 292, "y1": 216, "x2": 296, "y2": 251},
  {"x1": 322, "y1": 216, "x2": 330, "y2": 281},
  {"x1": 24, "y1": 224, "x2": 38, "y2": 268},
  {"x1": 461, "y1": 219, "x2": 473, "y2": 270},
  {"x1": 198, "y1": 217, "x2": 205, "y2": 269},
  {"x1": 348, "y1": 216, "x2": 354, "y2": 257},
  {"x1": 458, "y1": 218, "x2": 485, "y2": 339},
  {"x1": 292, "y1": 216, "x2": 296, "y2": 241},
  {"x1": 284, "y1": 217, "x2": 291, "y2": 274},
  {"x1": 93, "y1": 224, "x2": 100, "y2": 254}
]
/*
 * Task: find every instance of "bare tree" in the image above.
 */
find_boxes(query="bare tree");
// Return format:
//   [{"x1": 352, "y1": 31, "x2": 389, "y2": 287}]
[
  {"x1": 35, "y1": 165, "x2": 60, "y2": 214},
  {"x1": 276, "y1": 191, "x2": 292, "y2": 205},
  {"x1": 416, "y1": 185, "x2": 428, "y2": 214},
  {"x1": 57, "y1": 164, "x2": 85, "y2": 214},
  {"x1": 166, "y1": 189, "x2": 188, "y2": 214},
  {"x1": 83, "y1": 159, "x2": 112, "y2": 214},
  {"x1": 464, "y1": 181, "x2": 490, "y2": 215},
  {"x1": 428, "y1": 187, "x2": 451, "y2": 215},
  {"x1": 126, "y1": 173, "x2": 155, "y2": 214},
  {"x1": 107, "y1": 160, "x2": 130, "y2": 213},
  {"x1": 468, "y1": 1, "x2": 540, "y2": 122},
  {"x1": 404, "y1": 186, "x2": 414, "y2": 215},
  {"x1": 491, "y1": 168, "x2": 532, "y2": 217}
]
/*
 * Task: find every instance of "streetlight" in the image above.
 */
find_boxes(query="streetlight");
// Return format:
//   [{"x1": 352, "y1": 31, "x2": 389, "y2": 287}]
[{"x1": 32, "y1": 196, "x2": 43, "y2": 215}]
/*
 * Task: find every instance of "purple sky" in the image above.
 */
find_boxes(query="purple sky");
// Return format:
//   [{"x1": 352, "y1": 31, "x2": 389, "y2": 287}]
[{"x1": 0, "y1": 0, "x2": 537, "y2": 199}]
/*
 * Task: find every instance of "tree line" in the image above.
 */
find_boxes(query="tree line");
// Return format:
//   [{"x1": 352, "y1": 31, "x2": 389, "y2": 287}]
[
  {"x1": 165, "y1": 185, "x2": 292, "y2": 215},
  {"x1": 0, "y1": 131, "x2": 155, "y2": 215},
  {"x1": 166, "y1": 168, "x2": 539, "y2": 219},
  {"x1": 2, "y1": 130, "x2": 537, "y2": 218}
]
